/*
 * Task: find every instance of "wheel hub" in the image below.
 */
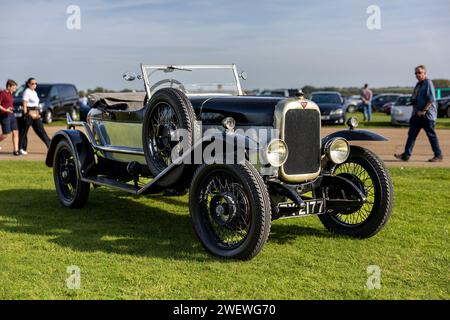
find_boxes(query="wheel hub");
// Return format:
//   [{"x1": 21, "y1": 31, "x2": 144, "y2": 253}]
[
  {"x1": 155, "y1": 124, "x2": 176, "y2": 150},
  {"x1": 210, "y1": 193, "x2": 238, "y2": 227}
]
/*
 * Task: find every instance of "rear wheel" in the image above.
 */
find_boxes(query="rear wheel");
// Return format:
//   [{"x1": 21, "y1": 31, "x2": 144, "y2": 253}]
[
  {"x1": 189, "y1": 161, "x2": 271, "y2": 260},
  {"x1": 53, "y1": 139, "x2": 90, "y2": 208},
  {"x1": 317, "y1": 146, "x2": 393, "y2": 238}
]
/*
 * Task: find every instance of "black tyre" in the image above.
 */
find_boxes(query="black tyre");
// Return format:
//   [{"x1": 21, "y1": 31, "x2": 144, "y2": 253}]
[
  {"x1": 318, "y1": 146, "x2": 393, "y2": 238},
  {"x1": 44, "y1": 109, "x2": 53, "y2": 124},
  {"x1": 142, "y1": 88, "x2": 196, "y2": 179},
  {"x1": 53, "y1": 139, "x2": 90, "y2": 208},
  {"x1": 347, "y1": 104, "x2": 357, "y2": 113},
  {"x1": 189, "y1": 161, "x2": 272, "y2": 260},
  {"x1": 71, "y1": 107, "x2": 79, "y2": 121}
]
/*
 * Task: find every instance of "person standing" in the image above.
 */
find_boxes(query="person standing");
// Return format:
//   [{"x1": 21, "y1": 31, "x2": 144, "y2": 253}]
[
  {"x1": 360, "y1": 84, "x2": 373, "y2": 122},
  {"x1": 394, "y1": 65, "x2": 443, "y2": 162},
  {"x1": 0, "y1": 79, "x2": 20, "y2": 155},
  {"x1": 20, "y1": 78, "x2": 51, "y2": 154}
]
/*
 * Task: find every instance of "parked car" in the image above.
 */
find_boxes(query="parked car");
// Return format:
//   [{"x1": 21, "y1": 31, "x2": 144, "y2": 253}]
[
  {"x1": 310, "y1": 91, "x2": 346, "y2": 124},
  {"x1": 344, "y1": 95, "x2": 362, "y2": 113},
  {"x1": 13, "y1": 83, "x2": 79, "y2": 123},
  {"x1": 381, "y1": 101, "x2": 395, "y2": 115},
  {"x1": 46, "y1": 64, "x2": 393, "y2": 260},
  {"x1": 381, "y1": 95, "x2": 402, "y2": 115},
  {"x1": 257, "y1": 89, "x2": 299, "y2": 98},
  {"x1": 391, "y1": 95, "x2": 412, "y2": 125},
  {"x1": 437, "y1": 96, "x2": 450, "y2": 118},
  {"x1": 78, "y1": 96, "x2": 91, "y2": 121},
  {"x1": 371, "y1": 93, "x2": 402, "y2": 112}
]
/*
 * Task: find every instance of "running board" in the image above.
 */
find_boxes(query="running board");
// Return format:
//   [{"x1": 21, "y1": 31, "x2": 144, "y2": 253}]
[
  {"x1": 81, "y1": 176, "x2": 139, "y2": 194},
  {"x1": 81, "y1": 154, "x2": 183, "y2": 195}
]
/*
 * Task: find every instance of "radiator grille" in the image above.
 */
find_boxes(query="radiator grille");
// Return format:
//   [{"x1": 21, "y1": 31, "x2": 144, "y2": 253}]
[{"x1": 283, "y1": 109, "x2": 321, "y2": 176}]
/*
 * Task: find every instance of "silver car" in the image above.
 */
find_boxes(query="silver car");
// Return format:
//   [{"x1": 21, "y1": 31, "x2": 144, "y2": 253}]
[{"x1": 391, "y1": 95, "x2": 412, "y2": 126}]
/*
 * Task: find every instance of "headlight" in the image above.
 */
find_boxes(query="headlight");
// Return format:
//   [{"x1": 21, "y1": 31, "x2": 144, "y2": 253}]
[
  {"x1": 324, "y1": 138, "x2": 350, "y2": 164},
  {"x1": 265, "y1": 139, "x2": 288, "y2": 167},
  {"x1": 38, "y1": 103, "x2": 44, "y2": 112},
  {"x1": 330, "y1": 109, "x2": 344, "y2": 115}
]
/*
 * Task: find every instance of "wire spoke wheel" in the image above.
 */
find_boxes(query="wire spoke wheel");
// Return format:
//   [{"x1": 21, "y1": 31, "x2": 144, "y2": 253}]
[
  {"x1": 189, "y1": 162, "x2": 271, "y2": 260},
  {"x1": 52, "y1": 139, "x2": 90, "y2": 208},
  {"x1": 330, "y1": 162, "x2": 375, "y2": 226},
  {"x1": 142, "y1": 88, "x2": 196, "y2": 187},
  {"x1": 198, "y1": 170, "x2": 251, "y2": 248},
  {"x1": 147, "y1": 101, "x2": 180, "y2": 170},
  {"x1": 55, "y1": 148, "x2": 78, "y2": 201},
  {"x1": 317, "y1": 146, "x2": 393, "y2": 238}
]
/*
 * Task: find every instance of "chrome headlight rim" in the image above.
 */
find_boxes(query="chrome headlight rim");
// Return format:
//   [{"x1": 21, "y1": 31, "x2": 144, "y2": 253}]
[
  {"x1": 265, "y1": 139, "x2": 289, "y2": 167},
  {"x1": 324, "y1": 137, "x2": 350, "y2": 164}
]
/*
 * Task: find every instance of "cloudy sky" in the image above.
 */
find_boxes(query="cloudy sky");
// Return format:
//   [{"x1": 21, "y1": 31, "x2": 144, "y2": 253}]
[{"x1": 1, "y1": 0, "x2": 449, "y2": 91}]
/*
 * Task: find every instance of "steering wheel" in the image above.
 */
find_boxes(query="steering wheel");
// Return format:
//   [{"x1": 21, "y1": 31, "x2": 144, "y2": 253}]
[{"x1": 150, "y1": 79, "x2": 187, "y2": 94}]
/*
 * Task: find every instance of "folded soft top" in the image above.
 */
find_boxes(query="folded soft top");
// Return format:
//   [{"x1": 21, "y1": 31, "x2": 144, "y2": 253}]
[{"x1": 88, "y1": 92, "x2": 146, "y2": 110}]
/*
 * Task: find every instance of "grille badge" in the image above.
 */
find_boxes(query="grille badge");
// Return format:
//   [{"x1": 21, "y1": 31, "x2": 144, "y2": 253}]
[{"x1": 301, "y1": 101, "x2": 308, "y2": 109}]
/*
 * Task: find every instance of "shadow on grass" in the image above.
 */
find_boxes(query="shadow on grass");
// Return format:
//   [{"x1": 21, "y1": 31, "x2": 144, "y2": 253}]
[
  {"x1": 0, "y1": 189, "x2": 207, "y2": 261},
  {"x1": 0, "y1": 189, "x2": 338, "y2": 260},
  {"x1": 269, "y1": 223, "x2": 335, "y2": 244}
]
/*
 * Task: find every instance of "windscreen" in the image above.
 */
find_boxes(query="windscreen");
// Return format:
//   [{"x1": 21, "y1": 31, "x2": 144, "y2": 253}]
[
  {"x1": 395, "y1": 96, "x2": 412, "y2": 106},
  {"x1": 311, "y1": 93, "x2": 342, "y2": 104},
  {"x1": 143, "y1": 65, "x2": 241, "y2": 96}
]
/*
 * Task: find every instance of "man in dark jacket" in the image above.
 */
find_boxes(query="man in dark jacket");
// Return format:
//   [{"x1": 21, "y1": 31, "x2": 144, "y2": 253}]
[{"x1": 395, "y1": 65, "x2": 443, "y2": 162}]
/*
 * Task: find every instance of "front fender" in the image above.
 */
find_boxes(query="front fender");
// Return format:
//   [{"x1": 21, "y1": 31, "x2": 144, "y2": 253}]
[
  {"x1": 322, "y1": 129, "x2": 387, "y2": 146},
  {"x1": 45, "y1": 130, "x2": 95, "y2": 177}
]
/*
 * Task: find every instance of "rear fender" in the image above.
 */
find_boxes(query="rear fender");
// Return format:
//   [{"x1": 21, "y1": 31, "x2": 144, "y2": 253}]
[{"x1": 45, "y1": 130, "x2": 95, "y2": 177}]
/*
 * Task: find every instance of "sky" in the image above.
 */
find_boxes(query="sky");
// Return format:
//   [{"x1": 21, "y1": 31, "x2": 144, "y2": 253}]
[{"x1": 0, "y1": 0, "x2": 449, "y2": 91}]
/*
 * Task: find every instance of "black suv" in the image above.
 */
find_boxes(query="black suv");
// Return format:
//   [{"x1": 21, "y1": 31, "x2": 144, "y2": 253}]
[
  {"x1": 437, "y1": 97, "x2": 450, "y2": 118},
  {"x1": 14, "y1": 83, "x2": 79, "y2": 123}
]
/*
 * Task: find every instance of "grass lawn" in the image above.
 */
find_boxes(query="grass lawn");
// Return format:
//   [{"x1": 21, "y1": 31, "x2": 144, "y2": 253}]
[{"x1": 0, "y1": 161, "x2": 449, "y2": 299}]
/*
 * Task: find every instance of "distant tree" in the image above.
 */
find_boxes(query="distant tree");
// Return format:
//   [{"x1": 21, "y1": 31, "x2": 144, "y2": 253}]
[
  {"x1": 432, "y1": 79, "x2": 450, "y2": 88},
  {"x1": 301, "y1": 85, "x2": 317, "y2": 95}
]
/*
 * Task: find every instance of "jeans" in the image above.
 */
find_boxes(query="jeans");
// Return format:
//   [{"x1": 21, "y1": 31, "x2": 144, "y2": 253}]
[
  {"x1": 19, "y1": 115, "x2": 51, "y2": 150},
  {"x1": 362, "y1": 103, "x2": 372, "y2": 121},
  {"x1": 404, "y1": 115, "x2": 442, "y2": 158}
]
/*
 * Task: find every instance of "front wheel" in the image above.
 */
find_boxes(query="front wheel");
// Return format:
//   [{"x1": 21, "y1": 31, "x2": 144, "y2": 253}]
[
  {"x1": 71, "y1": 107, "x2": 79, "y2": 121},
  {"x1": 347, "y1": 104, "x2": 357, "y2": 113},
  {"x1": 44, "y1": 109, "x2": 53, "y2": 124},
  {"x1": 317, "y1": 146, "x2": 394, "y2": 238},
  {"x1": 189, "y1": 161, "x2": 272, "y2": 260},
  {"x1": 53, "y1": 139, "x2": 90, "y2": 208}
]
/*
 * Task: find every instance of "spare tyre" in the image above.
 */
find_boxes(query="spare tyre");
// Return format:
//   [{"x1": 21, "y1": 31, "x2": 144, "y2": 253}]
[{"x1": 142, "y1": 88, "x2": 196, "y2": 182}]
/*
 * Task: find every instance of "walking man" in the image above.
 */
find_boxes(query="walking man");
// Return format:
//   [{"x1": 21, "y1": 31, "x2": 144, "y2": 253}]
[
  {"x1": 360, "y1": 84, "x2": 373, "y2": 122},
  {"x1": 395, "y1": 65, "x2": 443, "y2": 162},
  {"x1": 0, "y1": 79, "x2": 20, "y2": 155}
]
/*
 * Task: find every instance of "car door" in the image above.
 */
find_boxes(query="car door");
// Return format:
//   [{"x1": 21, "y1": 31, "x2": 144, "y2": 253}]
[
  {"x1": 49, "y1": 86, "x2": 62, "y2": 116},
  {"x1": 58, "y1": 85, "x2": 73, "y2": 115},
  {"x1": 67, "y1": 85, "x2": 79, "y2": 113}
]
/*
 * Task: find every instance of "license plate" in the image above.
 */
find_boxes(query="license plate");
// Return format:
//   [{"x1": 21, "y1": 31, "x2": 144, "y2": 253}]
[
  {"x1": 321, "y1": 115, "x2": 330, "y2": 120},
  {"x1": 279, "y1": 199, "x2": 326, "y2": 217}
]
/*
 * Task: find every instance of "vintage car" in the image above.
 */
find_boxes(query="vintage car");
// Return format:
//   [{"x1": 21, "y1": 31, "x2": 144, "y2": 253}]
[{"x1": 46, "y1": 64, "x2": 394, "y2": 260}]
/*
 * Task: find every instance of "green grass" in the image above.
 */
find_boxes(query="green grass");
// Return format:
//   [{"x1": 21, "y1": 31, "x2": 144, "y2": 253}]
[
  {"x1": 0, "y1": 161, "x2": 449, "y2": 299},
  {"x1": 328, "y1": 112, "x2": 450, "y2": 129}
]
